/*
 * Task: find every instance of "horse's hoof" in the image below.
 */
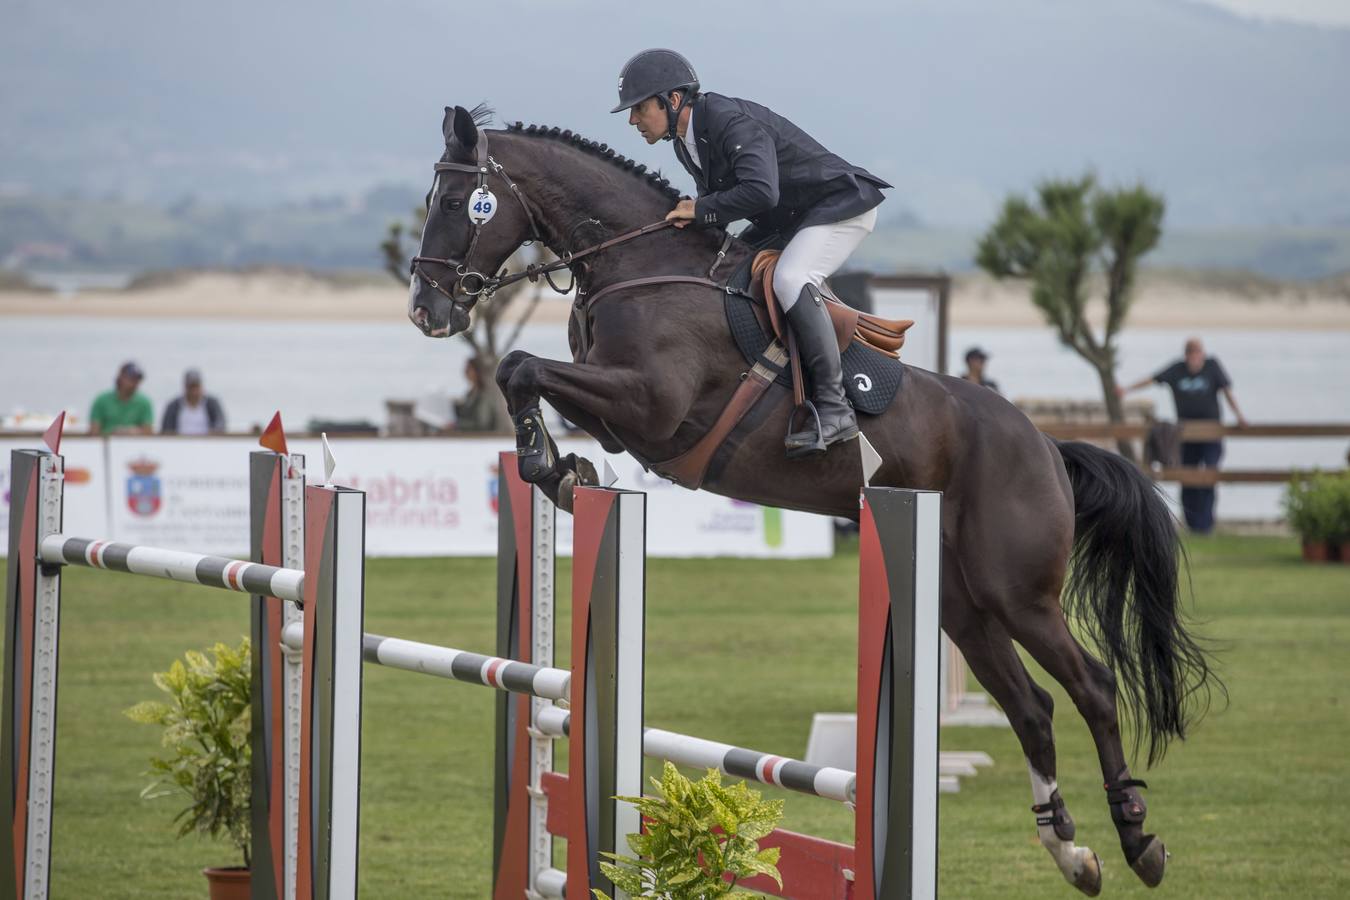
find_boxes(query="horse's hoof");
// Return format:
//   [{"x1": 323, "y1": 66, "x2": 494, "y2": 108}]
[
  {"x1": 1070, "y1": 849, "x2": 1102, "y2": 897},
  {"x1": 574, "y1": 455, "x2": 599, "y2": 486},
  {"x1": 1129, "y1": 836, "x2": 1167, "y2": 887},
  {"x1": 556, "y1": 471, "x2": 578, "y2": 513}
]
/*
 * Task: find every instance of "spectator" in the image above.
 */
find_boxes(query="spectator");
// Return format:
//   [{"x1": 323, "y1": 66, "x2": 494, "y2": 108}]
[
  {"x1": 1118, "y1": 337, "x2": 1248, "y2": 535},
  {"x1": 161, "y1": 368, "x2": 226, "y2": 434},
  {"x1": 452, "y1": 358, "x2": 506, "y2": 433},
  {"x1": 960, "y1": 347, "x2": 1000, "y2": 392},
  {"x1": 89, "y1": 361, "x2": 153, "y2": 434}
]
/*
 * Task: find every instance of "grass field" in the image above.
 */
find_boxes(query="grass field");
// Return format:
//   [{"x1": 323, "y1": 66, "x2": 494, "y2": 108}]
[{"x1": 3, "y1": 534, "x2": 1346, "y2": 898}]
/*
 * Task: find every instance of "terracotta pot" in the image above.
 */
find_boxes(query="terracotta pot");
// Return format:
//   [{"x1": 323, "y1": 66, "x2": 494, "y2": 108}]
[
  {"x1": 203, "y1": 867, "x2": 249, "y2": 900},
  {"x1": 1301, "y1": 540, "x2": 1331, "y2": 562}
]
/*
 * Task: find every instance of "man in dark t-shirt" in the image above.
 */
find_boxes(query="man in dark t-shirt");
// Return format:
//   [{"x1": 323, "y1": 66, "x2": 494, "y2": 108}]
[{"x1": 1118, "y1": 338, "x2": 1248, "y2": 534}]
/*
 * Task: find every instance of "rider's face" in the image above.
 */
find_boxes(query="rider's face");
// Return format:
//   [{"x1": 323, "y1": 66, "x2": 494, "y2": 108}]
[{"x1": 628, "y1": 95, "x2": 669, "y2": 144}]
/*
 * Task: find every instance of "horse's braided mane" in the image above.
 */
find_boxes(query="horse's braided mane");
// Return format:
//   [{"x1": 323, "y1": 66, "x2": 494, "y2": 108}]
[{"x1": 503, "y1": 121, "x2": 683, "y2": 203}]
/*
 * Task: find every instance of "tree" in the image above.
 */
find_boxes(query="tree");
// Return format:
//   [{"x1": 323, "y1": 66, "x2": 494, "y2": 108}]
[
  {"x1": 381, "y1": 205, "x2": 549, "y2": 431},
  {"x1": 976, "y1": 175, "x2": 1164, "y2": 459}
]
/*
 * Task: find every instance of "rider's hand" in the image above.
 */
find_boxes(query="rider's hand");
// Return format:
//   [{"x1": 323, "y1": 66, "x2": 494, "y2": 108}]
[{"x1": 665, "y1": 198, "x2": 696, "y2": 229}]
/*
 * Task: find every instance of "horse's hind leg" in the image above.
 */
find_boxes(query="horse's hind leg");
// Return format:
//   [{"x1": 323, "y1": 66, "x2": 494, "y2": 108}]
[
  {"x1": 945, "y1": 590, "x2": 1103, "y2": 896},
  {"x1": 1003, "y1": 605, "x2": 1169, "y2": 888}
]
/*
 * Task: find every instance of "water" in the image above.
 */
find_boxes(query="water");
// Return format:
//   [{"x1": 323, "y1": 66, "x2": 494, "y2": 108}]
[
  {"x1": 1, "y1": 317, "x2": 1346, "y2": 519},
  {"x1": 950, "y1": 326, "x2": 1350, "y2": 520}
]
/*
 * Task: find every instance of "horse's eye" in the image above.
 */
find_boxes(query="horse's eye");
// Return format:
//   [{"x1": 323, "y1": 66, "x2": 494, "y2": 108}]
[{"x1": 441, "y1": 197, "x2": 464, "y2": 213}]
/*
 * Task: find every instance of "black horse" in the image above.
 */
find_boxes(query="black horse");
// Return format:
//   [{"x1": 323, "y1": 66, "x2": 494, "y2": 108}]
[{"x1": 408, "y1": 105, "x2": 1217, "y2": 895}]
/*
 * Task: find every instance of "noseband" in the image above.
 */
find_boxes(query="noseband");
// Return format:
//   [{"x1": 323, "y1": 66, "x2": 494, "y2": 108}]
[{"x1": 410, "y1": 131, "x2": 682, "y2": 311}]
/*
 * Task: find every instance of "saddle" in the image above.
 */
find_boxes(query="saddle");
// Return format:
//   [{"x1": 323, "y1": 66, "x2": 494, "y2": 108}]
[
  {"x1": 651, "y1": 251, "x2": 913, "y2": 489},
  {"x1": 746, "y1": 251, "x2": 913, "y2": 360},
  {"x1": 731, "y1": 252, "x2": 913, "y2": 416}
]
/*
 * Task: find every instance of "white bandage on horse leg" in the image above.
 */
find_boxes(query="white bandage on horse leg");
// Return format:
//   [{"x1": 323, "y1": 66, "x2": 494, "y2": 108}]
[{"x1": 1028, "y1": 760, "x2": 1098, "y2": 886}]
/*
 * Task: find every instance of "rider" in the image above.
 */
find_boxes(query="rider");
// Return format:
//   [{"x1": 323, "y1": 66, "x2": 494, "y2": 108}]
[{"x1": 611, "y1": 48, "x2": 891, "y2": 455}]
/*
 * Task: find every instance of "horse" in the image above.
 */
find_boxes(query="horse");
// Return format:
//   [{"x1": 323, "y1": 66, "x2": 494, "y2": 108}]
[{"x1": 407, "y1": 104, "x2": 1217, "y2": 895}]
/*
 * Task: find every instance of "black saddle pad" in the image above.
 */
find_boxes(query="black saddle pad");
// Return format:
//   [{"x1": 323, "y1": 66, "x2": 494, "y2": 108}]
[{"x1": 724, "y1": 290, "x2": 903, "y2": 416}]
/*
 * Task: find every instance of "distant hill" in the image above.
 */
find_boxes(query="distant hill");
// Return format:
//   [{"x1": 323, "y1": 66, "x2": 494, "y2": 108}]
[
  {"x1": 5, "y1": 187, "x2": 1350, "y2": 280},
  {"x1": 856, "y1": 223, "x2": 1350, "y2": 280},
  {"x1": 0, "y1": 187, "x2": 415, "y2": 274},
  {"x1": 1, "y1": 0, "x2": 1347, "y2": 230}
]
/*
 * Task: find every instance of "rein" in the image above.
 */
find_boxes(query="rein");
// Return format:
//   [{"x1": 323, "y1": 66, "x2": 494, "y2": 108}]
[{"x1": 410, "y1": 130, "x2": 680, "y2": 306}]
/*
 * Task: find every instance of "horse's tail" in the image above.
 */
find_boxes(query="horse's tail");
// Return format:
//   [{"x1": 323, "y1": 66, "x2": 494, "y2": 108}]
[{"x1": 1053, "y1": 438, "x2": 1220, "y2": 767}]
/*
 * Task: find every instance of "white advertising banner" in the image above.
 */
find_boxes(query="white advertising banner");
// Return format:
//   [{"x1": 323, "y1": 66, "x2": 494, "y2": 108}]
[
  {"x1": 104, "y1": 438, "x2": 255, "y2": 556},
  {"x1": 2, "y1": 437, "x2": 833, "y2": 559},
  {"x1": 1, "y1": 437, "x2": 110, "y2": 550},
  {"x1": 554, "y1": 441, "x2": 829, "y2": 559}
]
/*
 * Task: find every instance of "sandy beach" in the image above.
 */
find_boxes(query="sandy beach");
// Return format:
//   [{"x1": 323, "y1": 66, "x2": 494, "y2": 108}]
[{"x1": 2, "y1": 267, "x2": 1348, "y2": 329}]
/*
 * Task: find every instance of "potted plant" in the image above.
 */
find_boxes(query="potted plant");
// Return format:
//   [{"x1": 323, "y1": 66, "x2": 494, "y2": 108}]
[
  {"x1": 595, "y1": 761, "x2": 784, "y2": 899},
  {"x1": 125, "y1": 639, "x2": 253, "y2": 899},
  {"x1": 1284, "y1": 472, "x2": 1349, "y2": 562}
]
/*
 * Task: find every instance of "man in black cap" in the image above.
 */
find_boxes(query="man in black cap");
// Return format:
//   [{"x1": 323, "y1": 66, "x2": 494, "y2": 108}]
[
  {"x1": 612, "y1": 48, "x2": 890, "y2": 457},
  {"x1": 160, "y1": 368, "x2": 226, "y2": 435},
  {"x1": 960, "y1": 347, "x2": 999, "y2": 393},
  {"x1": 89, "y1": 361, "x2": 154, "y2": 434}
]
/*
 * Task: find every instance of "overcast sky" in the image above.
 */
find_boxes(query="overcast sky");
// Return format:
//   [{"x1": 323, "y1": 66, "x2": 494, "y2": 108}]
[
  {"x1": 1206, "y1": 0, "x2": 1350, "y2": 26},
  {"x1": 3, "y1": 0, "x2": 1345, "y2": 229}
]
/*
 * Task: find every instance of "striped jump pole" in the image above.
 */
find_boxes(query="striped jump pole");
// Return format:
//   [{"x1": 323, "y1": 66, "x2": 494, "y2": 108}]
[
  {"x1": 856, "y1": 487, "x2": 942, "y2": 900},
  {"x1": 271, "y1": 451, "x2": 561, "y2": 899},
  {"x1": 525, "y1": 484, "x2": 942, "y2": 900},
  {"x1": 492, "y1": 453, "x2": 557, "y2": 900},
  {"x1": 533, "y1": 709, "x2": 855, "y2": 805},
  {"x1": 277, "y1": 625, "x2": 571, "y2": 703},
  {"x1": 3, "y1": 444, "x2": 364, "y2": 900},
  {"x1": 250, "y1": 450, "x2": 307, "y2": 900},
  {"x1": 295, "y1": 481, "x2": 366, "y2": 900},
  {"x1": 561, "y1": 485, "x2": 647, "y2": 900},
  {"x1": 35, "y1": 536, "x2": 304, "y2": 603},
  {"x1": 2, "y1": 449, "x2": 64, "y2": 900}
]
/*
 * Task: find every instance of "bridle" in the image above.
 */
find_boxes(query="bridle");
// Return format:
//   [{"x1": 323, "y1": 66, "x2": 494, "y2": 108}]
[
  {"x1": 410, "y1": 133, "x2": 544, "y2": 304},
  {"x1": 410, "y1": 131, "x2": 679, "y2": 309}
]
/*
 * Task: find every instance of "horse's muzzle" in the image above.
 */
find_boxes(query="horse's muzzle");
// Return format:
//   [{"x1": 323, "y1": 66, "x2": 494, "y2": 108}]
[{"x1": 409, "y1": 275, "x2": 473, "y2": 338}]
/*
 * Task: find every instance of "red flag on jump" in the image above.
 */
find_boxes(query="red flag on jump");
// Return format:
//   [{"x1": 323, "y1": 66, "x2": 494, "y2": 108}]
[
  {"x1": 43, "y1": 411, "x2": 66, "y2": 454},
  {"x1": 259, "y1": 411, "x2": 288, "y2": 455}
]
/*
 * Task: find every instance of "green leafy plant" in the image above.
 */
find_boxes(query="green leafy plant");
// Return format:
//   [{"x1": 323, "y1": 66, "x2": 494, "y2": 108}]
[
  {"x1": 1284, "y1": 471, "x2": 1350, "y2": 544},
  {"x1": 594, "y1": 761, "x2": 784, "y2": 899},
  {"x1": 976, "y1": 174, "x2": 1165, "y2": 459},
  {"x1": 124, "y1": 639, "x2": 253, "y2": 867}
]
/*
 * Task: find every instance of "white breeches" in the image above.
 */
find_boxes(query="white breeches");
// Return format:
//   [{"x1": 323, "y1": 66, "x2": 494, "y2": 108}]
[{"x1": 771, "y1": 206, "x2": 878, "y2": 311}]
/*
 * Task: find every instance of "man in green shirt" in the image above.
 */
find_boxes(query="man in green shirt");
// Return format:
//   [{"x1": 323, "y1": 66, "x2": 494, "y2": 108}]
[{"x1": 89, "y1": 361, "x2": 154, "y2": 434}]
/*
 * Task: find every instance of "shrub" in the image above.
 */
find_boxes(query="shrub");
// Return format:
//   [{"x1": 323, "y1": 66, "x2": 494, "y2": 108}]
[
  {"x1": 1284, "y1": 471, "x2": 1350, "y2": 544},
  {"x1": 124, "y1": 639, "x2": 253, "y2": 867},
  {"x1": 594, "y1": 761, "x2": 784, "y2": 900}
]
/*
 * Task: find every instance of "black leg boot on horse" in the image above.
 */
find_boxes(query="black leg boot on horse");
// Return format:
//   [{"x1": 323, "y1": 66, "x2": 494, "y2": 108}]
[{"x1": 783, "y1": 285, "x2": 859, "y2": 458}]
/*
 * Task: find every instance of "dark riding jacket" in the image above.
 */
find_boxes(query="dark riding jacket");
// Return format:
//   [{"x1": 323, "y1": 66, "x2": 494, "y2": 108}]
[{"x1": 674, "y1": 92, "x2": 890, "y2": 240}]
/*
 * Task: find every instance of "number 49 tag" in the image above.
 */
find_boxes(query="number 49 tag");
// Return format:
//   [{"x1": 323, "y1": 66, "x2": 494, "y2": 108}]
[{"x1": 468, "y1": 188, "x2": 497, "y2": 225}]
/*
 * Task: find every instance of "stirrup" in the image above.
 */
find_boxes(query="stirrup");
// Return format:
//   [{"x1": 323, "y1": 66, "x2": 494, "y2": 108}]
[{"x1": 784, "y1": 401, "x2": 826, "y2": 459}]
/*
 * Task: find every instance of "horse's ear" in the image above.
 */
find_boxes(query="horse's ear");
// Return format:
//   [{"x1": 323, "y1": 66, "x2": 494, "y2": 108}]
[{"x1": 443, "y1": 105, "x2": 478, "y2": 150}]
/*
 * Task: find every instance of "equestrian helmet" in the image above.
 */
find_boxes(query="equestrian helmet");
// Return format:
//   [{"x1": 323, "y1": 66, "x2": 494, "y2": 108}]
[{"x1": 610, "y1": 49, "x2": 699, "y2": 113}]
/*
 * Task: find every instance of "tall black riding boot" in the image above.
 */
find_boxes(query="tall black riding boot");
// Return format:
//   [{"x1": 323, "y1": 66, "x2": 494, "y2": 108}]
[{"x1": 783, "y1": 284, "x2": 859, "y2": 456}]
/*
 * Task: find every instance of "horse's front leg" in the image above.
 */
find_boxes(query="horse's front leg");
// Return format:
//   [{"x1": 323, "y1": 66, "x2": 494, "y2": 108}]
[{"x1": 497, "y1": 350, "x2": 684, "y2": 503}]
